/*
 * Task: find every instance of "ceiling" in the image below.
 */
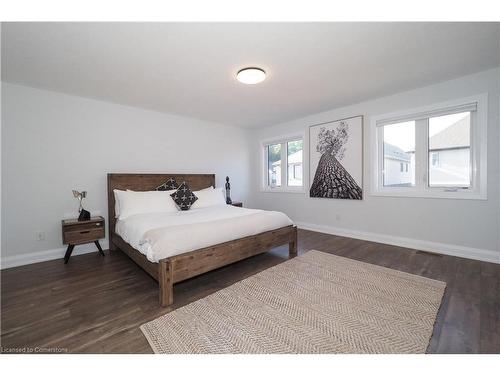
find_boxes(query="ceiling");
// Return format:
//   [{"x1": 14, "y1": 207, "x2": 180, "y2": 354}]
[{"x1": 2, "y1": 22, "x2": 499, "y2": 128}]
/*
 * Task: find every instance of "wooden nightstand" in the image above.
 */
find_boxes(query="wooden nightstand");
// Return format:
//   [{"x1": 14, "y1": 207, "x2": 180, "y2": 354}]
[
  {"x1": 231, "y1": 202, "x2": 243, "y2": 207},
  {"x1": 62, "y1": 216, "x2": 105, "y2": 263}
]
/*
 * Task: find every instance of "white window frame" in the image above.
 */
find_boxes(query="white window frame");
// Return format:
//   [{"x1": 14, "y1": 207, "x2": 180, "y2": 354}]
[
  {"x1": 261, "y1": 133, "x2": 306, "y2": 193},
  {"x1": 370, "y1": 94, "x2": 487, "y2": 200}
]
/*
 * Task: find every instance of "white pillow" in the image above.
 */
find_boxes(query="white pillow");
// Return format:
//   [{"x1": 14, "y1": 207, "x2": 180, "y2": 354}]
[
  {"x1": 113, "y1": 189, "x2": 178, "y2": 220},
  {"x1": 191, "y1": 187, "x2": 226, "y2": 209},
  {"x1": 114, "y1": 189, "x2": 124, "y2": 218}
]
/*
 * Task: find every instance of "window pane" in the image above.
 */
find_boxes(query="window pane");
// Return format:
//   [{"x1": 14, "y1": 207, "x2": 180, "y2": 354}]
[
  {"x1": 383, "y1": 121, "x2": 415, "y2": 187},
  {"x1": 267, "y1": 143, "x2": 281, "y2": 187},
  {"x1": 287, "y1": 140, "x2": 303, "y2": 187},
  {"x1": 428, "y1": 112, "x2": 471, "y2": 187}
]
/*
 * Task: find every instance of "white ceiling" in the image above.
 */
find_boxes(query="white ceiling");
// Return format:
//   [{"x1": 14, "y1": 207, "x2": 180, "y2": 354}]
[{"x1": 2, "y1": 22, "x2": 499, "y2": 128}]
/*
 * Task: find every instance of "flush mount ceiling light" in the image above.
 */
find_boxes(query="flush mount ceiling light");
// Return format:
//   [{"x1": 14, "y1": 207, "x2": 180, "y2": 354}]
[{"x1": 236, "y1": 67, "x2": 266, "y2": 84}]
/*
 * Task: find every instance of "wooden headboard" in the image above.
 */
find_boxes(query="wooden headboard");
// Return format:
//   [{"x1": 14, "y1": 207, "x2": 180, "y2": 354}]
[{"x1": 107, "y1": 173, "x2": 215, "y2": 248}]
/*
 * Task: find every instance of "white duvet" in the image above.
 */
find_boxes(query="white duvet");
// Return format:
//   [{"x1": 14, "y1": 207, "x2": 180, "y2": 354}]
[{"x1": 115, "y1": 205, "x2": 293, "y2": 262}]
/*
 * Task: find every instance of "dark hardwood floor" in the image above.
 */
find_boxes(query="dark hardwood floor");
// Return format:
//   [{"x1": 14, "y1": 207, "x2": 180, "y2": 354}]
[{"x1": 1, "y1": 229, "x2": 499, "y2": 353}]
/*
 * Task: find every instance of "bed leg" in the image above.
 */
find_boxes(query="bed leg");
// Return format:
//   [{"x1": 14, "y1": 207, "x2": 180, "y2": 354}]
[
  {"x1": 109, "y1": 240, "x2": 118, "y2": 251},
  {"x1": 289, "y1": 226, "x2": 298, "y2": 257},
  {"x1": 159, "y1": 259, "x2": 173, "y2": 307}
]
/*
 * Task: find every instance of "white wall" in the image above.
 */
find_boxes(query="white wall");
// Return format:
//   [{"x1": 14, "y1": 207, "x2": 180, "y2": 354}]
[
  {"x1": 249, "y1": 68, "x2": 500, "y2": 263},
  {"x1": 1, "y1": 83, "x2": 251, "y2": 267},
  {"x1": 2, "y1": 69, "x2": 499, "y2": 268}
]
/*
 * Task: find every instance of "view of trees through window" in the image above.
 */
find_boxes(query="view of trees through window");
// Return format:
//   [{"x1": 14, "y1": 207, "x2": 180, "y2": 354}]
[
  {"x1": 267, "y1": 143, "x2": 281, "y2": 187},
  {"x1": 267, "y1": 139, "x2": 303, "y2": 188}
]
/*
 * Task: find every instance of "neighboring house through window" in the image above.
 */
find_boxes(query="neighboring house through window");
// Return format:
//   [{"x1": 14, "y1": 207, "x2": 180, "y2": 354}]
[{"x1": 371, "y1": 94, "x2": 487, "y2": 199}]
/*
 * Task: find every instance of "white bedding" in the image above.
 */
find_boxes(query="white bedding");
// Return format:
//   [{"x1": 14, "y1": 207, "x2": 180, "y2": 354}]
[{"x1": 115, "y1": 205, "x2": 293, "y2": 262}]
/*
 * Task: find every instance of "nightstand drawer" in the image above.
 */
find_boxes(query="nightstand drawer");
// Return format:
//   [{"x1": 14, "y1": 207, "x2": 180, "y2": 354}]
[
  {"x1": 63, "y1": 220, "x2": 103, "y2": 232},
  {"x1": 63, "y1": 227, "x2": 104, "y2": 244}
]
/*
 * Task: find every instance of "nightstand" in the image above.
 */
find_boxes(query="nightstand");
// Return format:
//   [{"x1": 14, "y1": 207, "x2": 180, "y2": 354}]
[
  {"x1": 62, "y1": 216, "x2": 105, "y2": 263},
  {"x1": 231, "y1": 202, "x2": 243, "y2": 207}
]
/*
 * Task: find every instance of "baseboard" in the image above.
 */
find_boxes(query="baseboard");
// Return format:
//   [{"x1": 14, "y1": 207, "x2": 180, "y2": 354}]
[
  {"x1": 1, "y1": 240, "x2": 110, "y2": 269},
  {"x1": 2, "y1": 224, "x2": 499, "y2": 268},
  {"x1": 295, "y1": 221, "x2": 500, "y2": 264}
]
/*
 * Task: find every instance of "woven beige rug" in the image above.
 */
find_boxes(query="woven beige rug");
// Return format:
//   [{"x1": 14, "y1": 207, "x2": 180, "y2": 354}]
[{"x1": 141, "y1": 250, "x2": 446, "y2": 354}]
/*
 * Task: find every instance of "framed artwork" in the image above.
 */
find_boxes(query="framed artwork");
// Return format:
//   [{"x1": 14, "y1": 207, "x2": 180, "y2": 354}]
[{"x1": 309, "y1": 115, "x2": 363, "y2": 200}]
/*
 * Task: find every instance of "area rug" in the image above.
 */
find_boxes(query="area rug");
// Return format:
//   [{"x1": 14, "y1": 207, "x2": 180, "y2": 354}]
[{"x1": 140, "y1": 250, "x2": 446, "y2": 354}]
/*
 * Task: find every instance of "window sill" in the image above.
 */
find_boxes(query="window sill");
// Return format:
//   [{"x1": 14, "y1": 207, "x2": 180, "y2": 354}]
[
  {"x1": 260, "y1": 188, "x2": 306, "y2": 194},
  {"x1": 370, "y1": 189, "x2": 486, "y2": 200}
]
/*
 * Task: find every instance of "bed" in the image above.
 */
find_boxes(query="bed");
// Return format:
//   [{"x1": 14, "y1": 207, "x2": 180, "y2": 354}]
[{"x1": 107, "y1": 173, "x2": 298, "y2": 307}]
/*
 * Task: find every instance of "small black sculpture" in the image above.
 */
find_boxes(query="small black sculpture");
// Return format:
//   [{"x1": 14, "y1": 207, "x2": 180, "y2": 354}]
[
  {"x1": 78, "y1": 209, "x2": 91, "y2": 221},
  {"x1": 225, "y1": 176, "x2": 232, "y2": 204}
]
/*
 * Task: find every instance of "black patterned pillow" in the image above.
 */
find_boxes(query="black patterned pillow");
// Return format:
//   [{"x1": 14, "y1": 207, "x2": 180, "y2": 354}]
[
  {"x1": 170, "y1": 182, "x2": 198, "y2": 211},
  {"x1": 156, "y1": 178, "x2": 178, "y2": 191}
]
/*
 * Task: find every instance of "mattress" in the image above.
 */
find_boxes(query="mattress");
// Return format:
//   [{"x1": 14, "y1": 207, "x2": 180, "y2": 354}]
[{"x1": 115, "y1": 205, "x2": 293, "y2": 262}]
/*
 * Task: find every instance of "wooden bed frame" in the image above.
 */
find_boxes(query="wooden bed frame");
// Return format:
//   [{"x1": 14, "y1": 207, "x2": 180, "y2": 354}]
[{"x1": 107, "y1": 173, "x2": 298, "y2": 307}]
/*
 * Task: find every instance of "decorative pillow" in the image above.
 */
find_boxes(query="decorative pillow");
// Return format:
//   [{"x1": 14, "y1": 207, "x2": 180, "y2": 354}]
[
  {"x1": 156, "y1": 178, "x2": 178, "y2": 191},
  {"x1": 191, "y1": 187, "x2": 226, "y2": 209},
  {"x1": 170, "y1": 182, "x2": 198, "y2": 211}
]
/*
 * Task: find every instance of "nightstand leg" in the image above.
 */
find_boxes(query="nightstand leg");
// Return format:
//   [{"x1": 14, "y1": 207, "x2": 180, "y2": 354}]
[
  {"x1": 94, "y1": 241, "x2": 105, "y2": 257},
  {"x1": 64, "y1": 244, "x2": 75, "y2": 264}
]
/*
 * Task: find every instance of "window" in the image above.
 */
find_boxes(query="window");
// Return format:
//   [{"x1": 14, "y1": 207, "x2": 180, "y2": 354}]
[
  {"x1": 371, "y1": 95, "x2": 487, "y2": 199},
  {"x1": 428, "y1": 112, "x2": 470, "y2": 187},
  {"x1": 287, "y1": 140, "x2": 303, "y2": 187},
  {"x1": 267, "y1": 143, "x2": 282, "y2": 187},
  {"x1": 383, "y1": 121, "x2": 415, "y2": 187},
  {"x1": 263, "y1": 136, "x2": 304, "y2": 191}
]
